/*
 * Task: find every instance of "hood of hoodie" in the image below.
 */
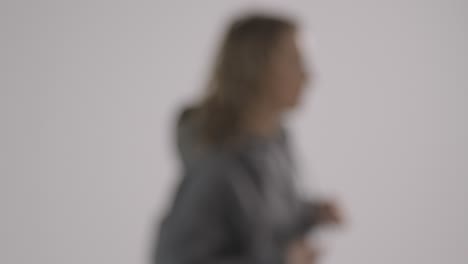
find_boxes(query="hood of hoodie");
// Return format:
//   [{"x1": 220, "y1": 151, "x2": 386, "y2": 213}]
[{"x1": 175, "y1": 106, "x2": 204, "y2": 168}]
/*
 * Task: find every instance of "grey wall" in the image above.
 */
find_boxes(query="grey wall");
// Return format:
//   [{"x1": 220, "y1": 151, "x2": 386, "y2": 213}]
[{"x1": 1, "y1": 0, "x2": 467, "y2": 263}]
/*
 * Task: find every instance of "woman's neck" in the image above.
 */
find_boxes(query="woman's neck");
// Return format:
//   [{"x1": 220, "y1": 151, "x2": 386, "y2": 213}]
[{"x1": 243, "y1": 105, "x2": 282, "y2": 139}]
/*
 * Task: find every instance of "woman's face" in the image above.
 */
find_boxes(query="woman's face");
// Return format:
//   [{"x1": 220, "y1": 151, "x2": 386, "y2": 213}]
[{"x1": 262, "y1": 29, "x2": 309, "y2": 110}]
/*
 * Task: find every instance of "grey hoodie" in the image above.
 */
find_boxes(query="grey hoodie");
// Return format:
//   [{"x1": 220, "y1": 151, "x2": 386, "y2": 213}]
[{"x1": 152, "y1": 107, "x2": 321, "y2": 264}]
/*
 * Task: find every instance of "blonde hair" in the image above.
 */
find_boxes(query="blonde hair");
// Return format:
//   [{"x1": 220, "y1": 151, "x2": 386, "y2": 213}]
[{"x1": 195, "y1": 13, "x2": 296, "y2": 148}]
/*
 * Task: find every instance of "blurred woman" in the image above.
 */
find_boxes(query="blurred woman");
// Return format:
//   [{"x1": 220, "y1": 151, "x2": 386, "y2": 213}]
[{"x1": 153, "y1": 13, "x2": 342, "y2": 264}]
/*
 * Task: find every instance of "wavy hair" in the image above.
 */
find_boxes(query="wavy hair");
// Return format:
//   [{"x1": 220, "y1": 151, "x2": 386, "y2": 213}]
[{"x1": 194, "y1": 13, "x2": 296, "y2": 147}]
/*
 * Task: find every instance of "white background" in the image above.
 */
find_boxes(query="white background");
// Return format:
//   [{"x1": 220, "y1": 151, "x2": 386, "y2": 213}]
[{"x1": 1, "y1": 0, "x2": 467, "y2": 263}]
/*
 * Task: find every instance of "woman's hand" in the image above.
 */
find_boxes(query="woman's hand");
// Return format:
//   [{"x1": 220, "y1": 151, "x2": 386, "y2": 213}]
[
  {"x1": 286, "y1": 239, "x2": 321, "y2": 264},
  {"x1": 316, "y1": 198, "x2": 344, "y2": 226}
]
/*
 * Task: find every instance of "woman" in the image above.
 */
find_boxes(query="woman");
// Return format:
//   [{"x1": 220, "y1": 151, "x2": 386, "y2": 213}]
[{"x1": 153, "y1": 13, "x2": 342, "y2": 264}]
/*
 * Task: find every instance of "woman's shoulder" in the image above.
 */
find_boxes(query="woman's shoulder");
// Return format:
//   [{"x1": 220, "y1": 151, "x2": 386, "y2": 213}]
[
  {"x1": 183, "y1": 149, "x2": 258, "y2": 193},
  {"x1": 192, "y1": 150, "x2": 253, "y2": 178}
]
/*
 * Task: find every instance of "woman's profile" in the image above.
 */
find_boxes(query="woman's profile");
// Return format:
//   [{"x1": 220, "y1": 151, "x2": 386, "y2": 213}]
[{"x1": 152, "y1": 12, "x2": 343, "y2": 264}]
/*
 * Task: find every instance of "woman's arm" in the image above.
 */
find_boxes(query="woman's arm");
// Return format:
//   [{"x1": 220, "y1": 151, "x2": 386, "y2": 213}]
[
  {"x1": 153, "y1": 163, "x2": 268, "y2": 264},
  {"x1": 291, "y1": 199, "x2": 323, "y2": 238},
  {"x1": 291, "y1": 198, "x2": 344, "y2": 239}
]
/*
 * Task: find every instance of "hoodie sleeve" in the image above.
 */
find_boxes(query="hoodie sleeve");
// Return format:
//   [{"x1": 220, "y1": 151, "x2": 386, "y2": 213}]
[
  {"x1": 289, "y1": 199, "x2": 323, "y2": 239},
  {"x1": 154, "y1": 162, "x2": 273, "y2": 264},
  {"x1": 277, "y1": 127, "x2": 323, "y2": 238}
]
